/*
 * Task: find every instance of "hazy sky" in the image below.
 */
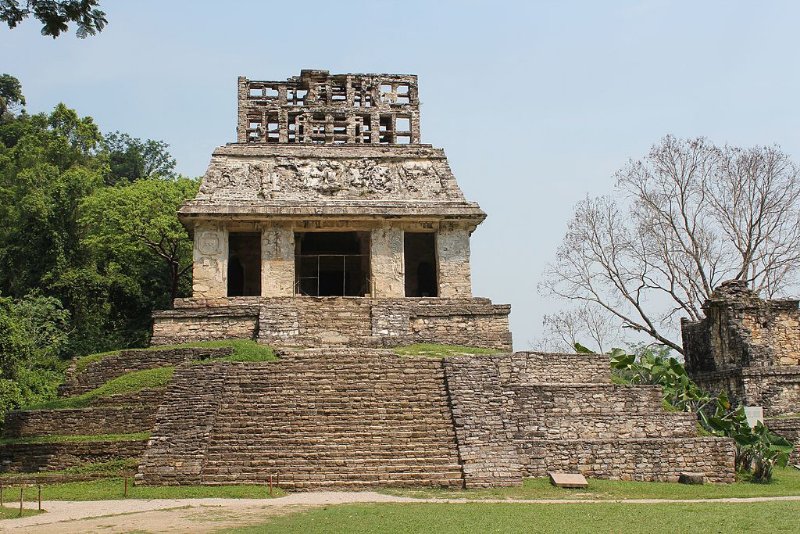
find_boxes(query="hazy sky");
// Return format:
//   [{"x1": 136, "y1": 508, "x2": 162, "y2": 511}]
[{"x1": 3, "y1": 1, "x2": 800, "y2": 348}]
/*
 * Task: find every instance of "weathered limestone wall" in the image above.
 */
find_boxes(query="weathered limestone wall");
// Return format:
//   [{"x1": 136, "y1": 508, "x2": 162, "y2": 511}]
[
  {"x1": 151, "y1": 307, "x2": 259, "y2": 346},
  {"x1": 152, "y1": 297, "x2": 512, "y2": 350},
  {"x1": 0, "y1": 440, "x2": 147, "y2": 473},
  {"x1": 192, "y1": 224, "x2": 228, "y2": 298},
  {"x1": 261, "y1": 225, "x2": 294, "y2": 296},
  {"x1": 437, "y1": 225, "x2": 472, "y2": 298},
  {"x1": 3, "y1": 407, "x2": 154, "y2": 438},
  {"x1": 59, "y1": 347, "x2": 234, "y2": 396},
  {"x1": 522, "y1": 438, "x2": 735, "y2": 483},
  {"x1": 442, "y1": 353, "x2": 736, "y2": 485},
  {"x1": 371, "y1": 227, "x2": 404, "y2": 297}
]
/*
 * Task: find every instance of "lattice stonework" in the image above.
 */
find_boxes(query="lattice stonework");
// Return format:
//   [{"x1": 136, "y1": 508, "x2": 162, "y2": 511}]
[{"x1": 237, "y1": 70, "x2": 421, "y2": 145}]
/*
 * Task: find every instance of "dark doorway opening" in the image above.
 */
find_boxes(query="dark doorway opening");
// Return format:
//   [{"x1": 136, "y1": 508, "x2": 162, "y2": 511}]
[
  {"x1": 404, "y1": 232, "x2": 438, "y2": 297},
  {"x1": 228, "y1": 232, "x2": 261, "y2": 296},
  {"x1": 295, "y1": 231, "x2": 370, "y2": 296}
]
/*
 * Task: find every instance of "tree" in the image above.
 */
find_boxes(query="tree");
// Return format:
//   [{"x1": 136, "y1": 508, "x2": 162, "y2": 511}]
[
  {"x1": 80, "y1": 177, "x2": 198, "y2": 303},
  {"x1": 103, "y1": 131, "x2": 177, "y2": 185},
  {"x1": 537, "y1": 306, "x2": 622, "y2": 354},
  {"x1": 540, "y1": 136, "x2": 800, "y2": 354},
  {"x1": 1, "y1": 0, "x2": 106, "y2": 38},
  {"x1": 0, "y1": 73, "x2": 25, "y2": 117}
]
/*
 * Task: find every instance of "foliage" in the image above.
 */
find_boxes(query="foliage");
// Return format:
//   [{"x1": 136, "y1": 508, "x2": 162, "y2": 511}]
[
  {"x1": 79, "y1": 176, "x2": 197, "y2": 303},
  {"x1": 103, "y1": 131, "x2": 177, "y2": 184},
  {"x1": 0, "y1": 293, "x2": 70, "y2": 423},
  {"x1": 606, "y1": 344, "x2": 793, "y2": 482},
  {"x1": 700, "y1": 393, "x2": 794, "y2": 482},
  {"x1": 0, "y1": 84, "x2": 193, "y2": 359},
  {"x1": 0, "y1": 73, "x2": 25, "y2": 116},
  {"x1": 1, "y1": 0, "x2": 107, "y2": 38},
  {"x1": 541, "y1": 136, "x2": 800, "y2": 353}
]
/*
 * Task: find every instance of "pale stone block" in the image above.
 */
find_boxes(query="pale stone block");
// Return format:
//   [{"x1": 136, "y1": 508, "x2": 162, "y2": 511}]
[
  {"x1": 262, "y1": 225, "x2": 294, "y2": 297},
  {"x1": 371, "y1": 227, "x2": 404, "y2": 297},
  {"x1": 193, "y1": 224, "x2": 228, "y2": 298}
]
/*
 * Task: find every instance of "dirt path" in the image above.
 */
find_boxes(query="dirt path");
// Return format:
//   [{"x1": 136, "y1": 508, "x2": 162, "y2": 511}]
[{"x1": 3, "y1": 492, "x2": 800, "y2": 533}]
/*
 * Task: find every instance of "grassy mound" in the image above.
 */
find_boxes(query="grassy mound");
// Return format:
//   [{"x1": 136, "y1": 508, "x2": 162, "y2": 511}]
[
  {"x1": 0, "y1": 432, "x2": 149, "y2": 446},
  {"x1": 27, "y1": 367, "x2": 175, "y2": 410}
]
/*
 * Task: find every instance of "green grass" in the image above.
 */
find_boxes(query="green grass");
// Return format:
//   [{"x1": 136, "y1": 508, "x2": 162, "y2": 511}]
[
  {"x1": 0, "y1": 506, "x2": 44, "y2": 519},
  {"x1": 393, "y1": 343, "x2": 503, "y2": 358},
  {"x1": 0, "y1": 432, "x2": 149, "y2": 446},
  {"x1": 186, "y1": 340, "x2": 277, "y2": 363},
  {"x1": 223, "y1": 501, "x2": 800, "y2": 533},
  {"x1": 26, "y1": 367, "x2": 175, "y2": 410},
  {"x1": 382, "y1": 468, "x2": 800, "y2": 501},
  {"x1": 5, "y1": 478, "x2": 285, "y2": 501}
]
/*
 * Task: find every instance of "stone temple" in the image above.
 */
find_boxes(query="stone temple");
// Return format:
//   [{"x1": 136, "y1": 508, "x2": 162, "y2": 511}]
[
  {"x1": 152, "y1": 69, "x2": 512, "y2": 350},
  {"x1": 1, "y1": 71, "x2": 737, "y2": 489}
]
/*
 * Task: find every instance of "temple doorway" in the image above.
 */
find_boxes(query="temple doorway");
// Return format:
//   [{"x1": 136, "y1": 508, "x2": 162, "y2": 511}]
[{"x1": 295, "y1": 231, "x2": 371, "y2": 296}]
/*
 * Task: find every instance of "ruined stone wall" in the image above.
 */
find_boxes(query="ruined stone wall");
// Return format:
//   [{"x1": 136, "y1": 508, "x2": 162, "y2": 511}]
[
  {"x1": 150, "y1": 309, "x2": 258, "y2": 346},
  {"x1": 441, "y1": 357, "x2": 523, "y2": 487},
  {"x1": 521, "y1": 438, "x2": 735, "y2": 483},
  {"x1": 3, "y1": 407, "x2": 154, "y2": 438},
  {"x1": 442, "y1": 353, "x2": 736, "y2": 485},
  {"x1": 58, "y1": 348, "x2": 234, "y2": 396},
  {"x1": 0, "y1": 440, "x2": 147, "y2": 473},
  {"x1": 682, "y1": 281, "x2": 800, "y2": 418}
]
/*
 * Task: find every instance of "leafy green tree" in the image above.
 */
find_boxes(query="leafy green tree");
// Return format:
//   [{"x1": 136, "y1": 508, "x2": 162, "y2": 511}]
[
  {"x1": 0, "y1": 73, "x2": 25, "y2": 117},
  {"x1": 1, "y1": 0, "x2": 107, "y2": 38},
  {"x1": 103, "y1": 131, "x2": 177, "y2": 185},
  {"x1": 80, "y1": 177, "x2": 198, "y2": 304}
]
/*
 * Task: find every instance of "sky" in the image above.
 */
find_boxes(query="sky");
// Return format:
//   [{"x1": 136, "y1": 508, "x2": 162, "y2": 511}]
[{"x1": 3, "y1": 0, "x2": 800, "y2": 349}]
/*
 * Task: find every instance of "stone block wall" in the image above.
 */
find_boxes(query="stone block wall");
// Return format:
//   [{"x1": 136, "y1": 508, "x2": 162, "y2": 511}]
[
  {"x1": 0, "y1": 440, "x2": 147, "y2": 473},
  {"x1": 59, "y1": 347, "x2": 234, "y2": 396},
  {"x1": 3, "y1": 407, "x2": 154, "y2": 438},
  {"x1": 522, "y1": 438, "x2": 735, "y2": 483},
  {"x1": 442, "y1": 352, "x2": 735, "y2": 486},
  {"x1": 152, "y1": 297, "x2": 512, "y2": 350}
]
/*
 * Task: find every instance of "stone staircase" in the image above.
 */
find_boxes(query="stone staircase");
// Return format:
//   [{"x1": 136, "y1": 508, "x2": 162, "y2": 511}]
[{"x1": 138, "y1": 348, "x2": 464, "y2": 489}]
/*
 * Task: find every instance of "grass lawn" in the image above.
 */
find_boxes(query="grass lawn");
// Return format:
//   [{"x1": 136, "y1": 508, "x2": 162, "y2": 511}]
[
  {"x1": 222, "y1": 501, "x2": 800, "y2": 533},
  {"x1": 0, "y1": 459, "x2": 139, "y2": 479},
  {"x1": 382, "y1": 467, "x2": 800, "y2": 501},
  {"x1": 0, "y1": 506, "x2": 43, "y2": 519},
  {"x1": 393, "y1": 343, "x2": 503, "y2": 358},
  {"x1": 6, "y1": 478, "x2": 285, "y2": 501}
]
